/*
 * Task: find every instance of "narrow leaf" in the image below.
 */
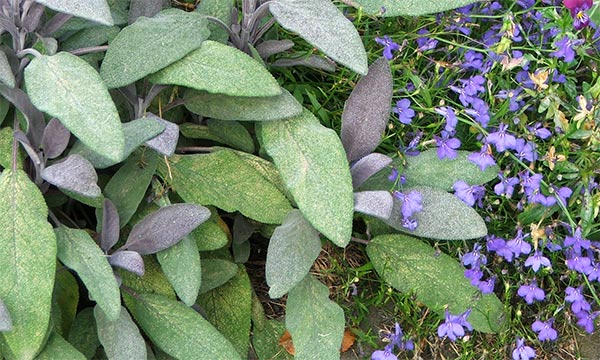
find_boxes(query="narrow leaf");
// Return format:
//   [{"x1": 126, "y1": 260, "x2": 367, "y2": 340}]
[
  {"x1": 34, "y1": 0, "x2": 113, "y2": 25},
  {"x1": 94, "y1": 305, "x2": 146, "y2": 360},
  {"x1": 0, "y1": 85, "x2": 45, "y2": 147},
  {"x1": 156, "y1": 235, "x2": 201, "y2": 306},
  {"x1": 25, "y1": 52, "x2": 125, "y2": 162},
  {"x1": 42, "y1": 118, "x2": 70, "y2": 159},
  {"x1": 35, "y1": 332, "x2": 86, "y2": 360},
  {"x1": 255, "y1": 39, "x2": 294, "y2": 59},
  {"x1": 51, "y1": 270, "x2": 79, "y2": 337},
  {"x1": 144, "y1": 114, "x2": 179, "y2": 157},
  {"x1": 0, "y1": 298, "x2": 12, "y2": 331},
  {"x1": 258, "y1": 108, "x2": 354, "y2": 246},
  {"x1": 367, "y1": 234, "x2": 506, "y2": 333},
  {"x1": 42, "y1": 154, "x2": 101, "y2": 197},
  {"x1": 101, "y1": 198, "x2": 120, "y2": 252},
  {"x1": 199, "y1": 259, "x2": 238, "y2": 294},
  {"x1": 350, "y1": 153, "x2": 392, "y2": 189},
  {"x1": 271, "y1": 55, "x2": 337, "y2": 72},
  {"x1": 266, "y1": 210, "x2": 321, "y2": 298},
  {"x1": 100, "y1": 8, "x2": 210, "y2": 88},
  {"x1": 341, "y1": 57, "x2": 393, "y2": 162},
  {"x1": 67, "y1": 308, "x2": 100, "y2": 359},
  {"x1": 60, "y1": 25, "x2": 120, "y2": 52},
  {"x1": 55, "y1": 226, "x2": 121, "y2": 321},
  {"x1": 0, "y1": 169, "x2": 56, "y2": 359},
  {"x1": 0, "y1": 50, "x2": 15, "y2": 88},
  {"x1": 353, "y1": 191, "x2": 393, "y2": 219},
  {"x1": 269, "y1": 0, "x2": 367, "y2": 74},
  {"x1": 108, "y1": 251, "x2": 145, "y2": 276},
  {"x1": 351, "y1": 0, "x2": 480, "y2": 16}
]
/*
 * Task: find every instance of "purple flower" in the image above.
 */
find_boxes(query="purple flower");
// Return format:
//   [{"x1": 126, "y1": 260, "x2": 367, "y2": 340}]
[
  {"x1": 575, "y1": 310, "x2": 600, "y2": 333},
  {"x1": 453, "y1": 180, "x2": 485, "y2": 207},
  {"x1": 494, "y1": 174, "x2": 519, "y2": 197},
  {"x1": 551, "y1": 35, "x2": 583, "y2": 63},
  {"x1": 586, "y1": 261, "x2": 600, "y2": 281},
  {"x1": 464, "y1": 100, "x2": 490, "y2": 128},
  {"x1": 486, "y1": 235, "x2": 514, "y2": 262},
  {"x1": 496, "y1": 88, "x2": 525, "y2": 112},
  {"x1": 512, "y1": 338, "x2": 536, "y2": 360},
  {"x1": 514, "y1": 139, "x2": 538, "y2": 163},
  {"x1": 527, "y1": 122, "x2": 552, "y2": 139},
  {"x1": 486, "y1": 123, "x2": 517, "y2": 152},
  {"x1": 388, "y1": 168, "x2": 399, "y2": 182},
  {"x1": 563, "y1": 227, "x2": 591, "y2": 253},
  {"x1": 393, "y1": 99, "x2": 415, "y2": 125},
  {"x1": 564, "y1": 0, "x2": 593, "y2": 30},
  {"x1": 524, "y1": 251, "x2": 551, "y2": 272},
  {"x1": 371, "y1": 350, "x2": 398, "y2": 360},
  {"x1": 565, "y1": 286, "x2": 591, "y2": 313},
  {"x1": 507, "y1": 229, "x2": 532, "y2": 257},
  {"x1": 478, "y1": 276, "x2": 496, "y2": 294},
  {"x1": 532, "y1": 319, "x2": 558, "y2": 341},
  {"x1": 437, "y1": 308, "x2": 471, "y2": 341},
  {"x1": 464, "y1": 268, "x2": 483, "y2": 286},
  {"x1": 435, "y1": 131, "x2": 461, "y2": 160},
  {"x1": 517, "y1": 280, "x2": 545, "y2": 304},
  {"x1": 393, "y1": 190, "x2": 423, "y2": 218},
  {"x1": 462, "y1": 243, "x2": 487, "y2": 268},
  {"x1": 435, "y1": 107, "x2": 458, "y2": 133},
  {"x1": 461, "y1": 50, "x2": 484, "y2": 71},
  {"x1": 375, "y1": 35, "x2": 400, "y2": 60},
  {"x1": 565, "y1": 249, "x2": 593, "y2": 274},
  {"x1": 416, "y1": 29, "x2": 438, "y2": 52},
  {"x1": 468, "y1": 145, "x2": 496, "y2": 171}
]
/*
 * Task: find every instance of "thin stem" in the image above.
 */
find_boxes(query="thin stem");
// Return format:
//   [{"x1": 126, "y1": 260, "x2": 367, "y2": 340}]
[
  {"x1": 68, "y1": 45, "x2": 109, "y2": 56},
  {"x1": 161, "y1": 98, "x2": 187, "y2": 113},
  {"x1": 351, "y1": 237, "x2": 369, "y2": 245},
  {"x1": 48, "y1": 210, "x2": 62, "y2": 227},
  {"x1": 16, "y1": 48, "x2": 41, "y2": 58},
  {"x1": 176, "y1": 146, "x2": 216, "y2": 153}
]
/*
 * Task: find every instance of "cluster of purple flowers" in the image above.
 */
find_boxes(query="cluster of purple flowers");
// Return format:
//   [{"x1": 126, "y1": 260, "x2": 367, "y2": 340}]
[{"x1": 371, "y1": 323, "x2": 414, "y2": 360}]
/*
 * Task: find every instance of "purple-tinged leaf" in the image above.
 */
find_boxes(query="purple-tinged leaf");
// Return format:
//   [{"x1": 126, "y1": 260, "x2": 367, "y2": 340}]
[
  {"x1": 14, "y1": 130, "x2": 42, "y2": 167},
  {"x1": 108, "y1": 251, "x2": 145, "y2": 276},
  {"x1": 350, "y1": 153, "x2": 392, "y2": 189},
  {"x1": 353, "y1": 191, "x2": 393, "y2": 219},
  {"x1": 22, "y1": 2, "x2": 45, "y2": 32},
  {"x1": 129, "y1": 0, "x2": 168, "y2": 24},
  {"x1": 42, "y1": 118, "x2": 70, "y2": 159},
  {"x1": 42, "y1": 154, "x2": 101, "y2": 198},
  {"x1": 341, "y1": 57, "x2": 393, "y2": 162},
  {"x1": 0, "y1": 297, "x2": 12, "y2": 331},
  {"x1": 101, "y1": 199, "x2": 120, "y2": 252},
  {"x1": 255, "y1": 39, "x2": 294, "y2": 59},
  {"x1": 0, "y1": 86, "x2": 45, "y2": 147},
  {"x1": 123, "y1": 204, "x2": 211, "y2": 255},
  {"x1": 271, "y1": 55, "x2": 336, "y2": 72},
  {"x1": 233, "y1": 214, "x2": 255, "y2": 245},
  {"x1": 144, "y1": 113, "x2": 179, "y2": 157}
]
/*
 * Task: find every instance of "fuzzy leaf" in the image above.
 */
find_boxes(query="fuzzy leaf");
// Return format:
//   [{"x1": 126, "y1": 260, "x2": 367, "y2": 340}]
[
  {"x1": 144, "y1": 114, "x2": 179, "y2": 157},
  {"x1": 34, "y1": 0, "x2": 113, "y2": 25},
  {"x1": 100, "y1": 8, "x2": 209, "y2": 88},
  {"x1": 367, "y1": 234, "x2": 506, "y2": 333},
  {"x1": 0, "y1": 86, "x2": 45, "y2": 146},
  {"x1": 129, "y1": 0, "x2": 167, "y2": 23},
  {"x1": 255, "y1": 39, "x2": 294, "y2": 59},
  {"x1": 60, "y1": 25, "x2": 120, "y2": 52},
  {"x1": 184, "y1": 88, "x2": 302, "y2": 121},
  {"x1": 94, "y1": 305, "x2": 147, "y2": 360},
  {"x1": 124, "y1": 204, "x2": 210, "y2": 255},
  {"x1": 341, "y1": 57, "x2": 393, "y2": 162},
  {"x1": 156, "y1": 236, "x2": 201, "y2": 306},
  {"x1": 101, "y1": 198, "x2": 120, "y2": 252},
  {"x1": 51, "y1": 270, "x2": 79, "y2": 337},
  {"x1": 271, "y1": 55, "x2": 337, "y2": 72},
  {"x1": 258, "y1": 108, "x2": 354, "y2": 246},
  {"x1": 193, "y1": 220, "x2": 229, "y2": 252},
  {"x1": 269, "y1": 0, "x2": 367, "y2": 74},
  {"x1": 120, "y1": 256, "x2": 176, "y2": 301},
  {"x1": 35, "y1": 332, "x2": 86, "y2": 360},
  {"x1": 353, "y1": 191, "x2": 393, "y2": 219},
  {"x1": 0, "y1": 298, "x2": 12, "y2": 331},
  {"x1": 266, "y1": 210, "x2": 321, "y2": 298},
  {"x1": 42, "y1": 154, "x2": 101, "y2": 197},
  {"x1": 67, "y1": 308, "x2": 100, "y2": 359},
  {"x1": 0, "y1": 170, "x2": 56, "y2": 359},
  {"x1": 207, "y1": 119, "x2": 255, "y2": 153},
  {"x1": 126, "y1": 293, "x2": 240, "y2": 359},
  {"x1": 350, "y1": 153, "x2": 392, "y2": 188},
  {"x1": 199, "y1": 259, "x2": 238, "y2": 294},
  {"x1": 286, "y1": 275, "x2": 345, "y2": 360},
  {"x1": 149, "y1": 40, "x2": 280, "y2": 97},
  {"x1": 351, "y1": 0, "x2": 480, "y2": 16},
  {"x1": 108, "y1": 251, "x2": 145, "y2": 276},
  {"x1": 196, "y1": 0, "x2": 233, "y2": 43},
  {"x1": 25, "y1": 52, "x2": 124, "y2": 162},
  {"x1": 159, "y1": 151, "x2": 292, "y2": 224},
  {"x1": 0, "y1": 50, "x2": 15, "y2": 88},
  {"x1": 42, "y1": 118, "x2": 70, "y2": 159}
]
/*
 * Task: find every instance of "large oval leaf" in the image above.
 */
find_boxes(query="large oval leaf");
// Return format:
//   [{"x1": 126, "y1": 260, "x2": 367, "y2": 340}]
[
  {"x1": 42, "y1": 154, "x2": 101, "y2": 198},
  {"x1": 269, "y1": 0, "x2": 367, "y2": 75},
  {"x1": 25, "y1": 52, "x2": 125, "y2": 162},
  {"x1": 94, "y1": 305, "x2": 146, "y2": 360},
  {"x1": 0, "y1": 170, "x2": 56, "y2": 359},
  {"x1": 258, "y1": 109, "x2": 354, "y2": 246},
  {"x1": 341, "y1": 57, "x2": 393, "y2": 162},
  {"x1": 34, "y1": 0, "x2": 113, "y2": 25},
  {"x1": 367, "y1": 234, "x2": 506, "y2": 333},
  {"x1": 149, "y1": 40, "x2": 280, "y2": 97},
  {"x1": 159, "y1": 151, "x2": 292, "y2": 224},
  {"x1": 156, "y1": 235, "x2": 201, "y2": 306},
  {"x1": 126, "y1": 293, "x2": 240, "y2": 359},
  {"x1": 100, "y1": 8, "x2": 210, "y2": 88},
  {"x1": 266, "y1": 210, "x2": 321, "y2": 298},
  {"x1": 351, "y1": 0, "x2": 480, "y2": 16}
]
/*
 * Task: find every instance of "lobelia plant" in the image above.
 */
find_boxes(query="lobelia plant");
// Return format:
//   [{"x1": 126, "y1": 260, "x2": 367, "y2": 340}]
[{"x1": 0, "y1": 0, "x2": 513, "y2": 359}]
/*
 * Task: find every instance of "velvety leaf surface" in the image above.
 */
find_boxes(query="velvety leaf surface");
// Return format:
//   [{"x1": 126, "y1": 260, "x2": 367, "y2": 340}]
[
  {"x1": 101, "y1": 198, "x2": 120, "y2": 252},
  {"x1": 350, "y1": 153, "x2": 393, "y2": 189},
  {"x1": 149, "y1": 40, "x2": 280, "y2": 97},
  {"x1": 351, "y1": 0, "x2": 480, "y2": 16},
  {"x1": 198, "y1": 258, "x2": 238, "y2": 294},
  {"x1": 197, "y1": 266, "x2": 252, "y2": 357},
  {"x1": 0, "y1": 127, "x2": 24, "y2": 170},
  {"x1": 100, "y1": 8, "x2": 210, "y2": 88},
  {"x1": 196, "y1": 0, "x2": 233, "y2": 43},
  {"x1": 42, "y1": 154, "x2": 101, "y2": 197},
  {"x1": 384, "y1": 186, "x2": 487, "y2": 240},
  {"x1": 159, "y1": 151, "x2": 292, "y2": 224},
  {"x1": 353, "y1": 191, "x2": 394, "y2": 219},
  {"x1": 184, "y1": 88, "x2": 302, "y2": 121},
  {"x1": 55, "y1": 226, "x2": 121, "y2": 321},
  {"x1": 126, "y1": 293, "x2": 240, "y2": 359},
  {"x1": 341, "y1": 57, "x2": 393, "y2": 162},
  {"x1": 156, "y1": 236, "x2": 201, "y2": 306},
  {"x1": 129, "y1": 0, "x2": 167, "y2": 23},
  {"x1": 207, "y1": 119, "x2": 255, "y2": 153},
  {"x1": 0, "y1": 50, "x2": 15, "y2": 88},
  {"x1": 367, "y1": 234, "x2": 506, "y2": 333},
  {"x1": 42, "y1": 118, "x2": 70, "y2": 159},
  {"x1": 251, "y1": 296, "x2": 293, "y2": 360},
  {"x1": 60, "y1": 26, "x2": 120, "y2": 52},
  {"x1": 67, "y1": 308, "x2": 100, "y2": 359},
  {"x1": 285, "y1": 275, "x2": 345, "y2": 360},
  {"x1": 255, "y1": 39, "x2": 294, "y2": 59},
  {"x1": 0, "y1": 169, "x2": 56, "y2": 360},
  {"x1": 269, "y1": 0, "x2": 367, "y2": 75},
  {"x1": 192, "y1": 220, "x2": 229, "y2": 251},
  {"x1": 34, "y1": 0, "x2": 113, "y2": 25},
  {"x1": 266, "y1": 210, "x2": 321, "y2": 298},
  {"x1": 35, "y1": 332, "x2": 86, "y2": 360},
  {"x1": 0, "y1": 298, "x2": 12, "y2": 331},
  {"x1": 258, "y1": 109, "x2": 354, "y2": 246},
  {"x1": 51, "y1": 270, "x2": 79, "y2": 337},
  {"x1": 403, "y1": 149, "x2": 499, "y2": 191},
  {"x1": 120, "y1": 256, "x2": 175, "y2": 301},
  {"x1": 144, "y1": 114, "x2": 179, "y2": 157},
  {"x1": 108, "y1": 250, "x2": 145, "y2": 276},
  {"x1": 25, "y1": 52, "x2": 125, "y2": 162},
  {"x1": 271, "y1": 55, "x2": 337, "y2": 72},
  {"x1": 94, "y1": 305, "x2": 146, "y2": 360}
]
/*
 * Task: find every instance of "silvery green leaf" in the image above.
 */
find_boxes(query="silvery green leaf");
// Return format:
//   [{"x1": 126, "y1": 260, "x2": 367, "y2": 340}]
[
  {"x1": 207, "y1": 119, "x2": 255, "y2": 153},
  {"x1": 34, "y1": 0, "x2": 113, "y2": 26},
  {"x1": 100, "y1": 8, "x2": 210, "y2": 88},
  {"x1": 108, "y1": 251, "x2": 145, "y2": 276},
  {"x1": 42, "y1": 154, "x2": 101, "y2": 197},
  {"x1": 123, "y1": 204, "x2": 211, "y2": 255},
  {"x1": 255, "y1": 39, "x2": 294, "y2": 59},
  {"x1": 353, "y1": 191, "x2": 393, "y2": 219},
  {"x1": 100, "y1": 198, "x2": 120, "y2": 252},
  {"x1": 269, "y1": 0, "x2": 367, "y2": 74},
  {"x1": 0, "y1": 298, "x2": 12, "y2": 331},
  {"x1": 350, "y1": 153, "x2": 392, "y2": 189},
  {"x1": 266, "y1": 210, "x2": 321, "y2": 299},
  {"x1": 351, "y1": 0, "x2": 480, "y2": 16},
  {"x1": 0, "y1": 50, "x2": 15, "y2": 88},
  {"x1": 199, "y1": 258, "x2": 238, "y2": 294},
  {"x1": 156, "y1": 235, "x2": 201, "y2": 306},
  {"x1": 144, "y1": 114, "x2": 179, "y2": 157},
  {"x1": 42, "y1": 118, "x2": 70, "y2": 159},
  {"x1": 195, "y1": 0, "x2": 233, "y2": 44},
  {"x1": 94, "y1": 305, "x2": 146, "y2": 360},
  {"x1": 129, "y1": 0, "x2": 169, "y2": 24},
  {"x1": 60, "y1": 25, "x2": 120, "y2": 52},
  {"x1": 271, "y1": 55, "x2": 337, "y2": 72},
  {"x1": 24, "y1": 52, "x2": 124, "y2": 162},
  {"x1": 341, "y1": 57, "x2": 393, "y2": 162},
  {"x1": 35, "y1": 332, "x2": 86, "y2": 360}
]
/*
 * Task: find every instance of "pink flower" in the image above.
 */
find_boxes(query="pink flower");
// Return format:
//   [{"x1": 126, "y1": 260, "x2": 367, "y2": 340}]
[{"x1": 564, "y1": 0, "x2": 593, "y2": 30}]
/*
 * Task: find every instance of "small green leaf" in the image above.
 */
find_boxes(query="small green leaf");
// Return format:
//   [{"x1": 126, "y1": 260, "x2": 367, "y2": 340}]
[
  {"x1": 258, "y1": 108, "x2": 354, "y2": 246},
  {"x1": 120, "y1": 255, "x2": 176, "y2": 307},
  {"x1": 350, "y1": 0, "x2": 480, "y2": 16},
  {"x1": 192, "y1": 220, "x2": 229, "y2": 251},
  {"x1": 60, "y1": 26, "x2": 120, "y2": 52},
  {"x1": 198, "y1": 258, "x2": 238, "y2": 294},
  {"x1": 367, "y1": 234, "x2": 506, "y2": 333},
  {"x1": 196, "y1": 0, "x2": 233, "y2": 43},
  {"x1": 55, "y1": 226, "x2": 121, "y2": 321},
  {"x1": 157, "y1": 236, "x2": 201, "y2": 306},
  {"x1": 184, "y1": 88, "x2": 302, "y2": 121},
  {"x1": 51, "y1": 270, "x2": 79, "y2": 337},
  {"x1": 159, "y1": 151, "x2": 292, "y2": 224},
  {"x1": 94, "y1": 305, "x2": 146, "y2": 360},
  {"x1": 25, "y1": 52, "x2": 124, "y2": 162},
  {"x1": 68, "y1": 308, "x2": 100, "y2": 359},
  {"x1": 207, "y1": 119, "x2": 255, "y2": 153},
  {"x1": 100, "y1": 8, "x2": 210, "y2": 88},
  {"x1": 149, "y1": 40, "x2": 280, "y2": 97},
  {"x1": 266, "y1": 210, "x2": 321, "y2": 298},
  {"x1": 0, "y1": 169, "x2": 56, "y2": 360},
  {"x1": 126, "y1": 293, "x2": 241, "y2": 360},
  {"x1": 0, "y1": 50, "x2": 15, "y2": 88},
  {"x1": 286, "y1": 275, "x2": 345, "y2": 359},
  {"x1": 35, "y1": 332, "x2": 86, "y2": 360},
  {"x1": 34, "y1": 0, "x2": 113, "y2": 25}
]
